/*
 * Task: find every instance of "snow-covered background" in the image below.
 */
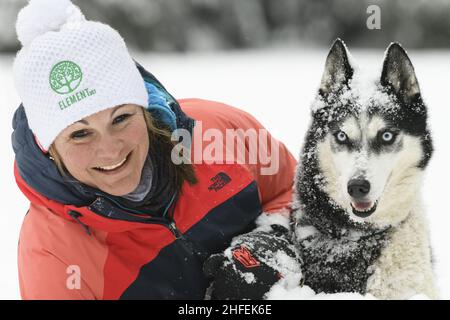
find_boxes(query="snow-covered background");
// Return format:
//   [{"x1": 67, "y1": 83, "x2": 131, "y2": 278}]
[{"x1": 1, "y1": 47, "x2": 449, "y2": 299}]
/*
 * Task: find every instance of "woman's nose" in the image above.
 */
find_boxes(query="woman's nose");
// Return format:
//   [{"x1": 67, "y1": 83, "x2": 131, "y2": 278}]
[{"x1": 95, "y1": 134, "x2": 124, "y2": 159}]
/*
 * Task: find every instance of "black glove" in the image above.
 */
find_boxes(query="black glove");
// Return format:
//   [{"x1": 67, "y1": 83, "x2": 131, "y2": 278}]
[{"x1": 203, "y1": 224, "x2": 301, "y2": 300}]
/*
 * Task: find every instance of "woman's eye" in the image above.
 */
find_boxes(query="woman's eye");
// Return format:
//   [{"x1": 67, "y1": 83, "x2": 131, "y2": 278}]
[
  {"x1": 70, "y1": 130, "x2": 90, "y2": 140},
  {"x1": 334, "y1": 131, "x2": 348, "y2": 144},
  {"x1": 379, "y1": 130, "x2": 397, "y2": 144},
  {"x1": 113, "y1": 114, "x2": 131, "y2": 125}
]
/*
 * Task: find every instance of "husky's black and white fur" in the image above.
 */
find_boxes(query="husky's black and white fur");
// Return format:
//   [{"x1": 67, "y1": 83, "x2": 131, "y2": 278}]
[{"x1": 292, "y1": 39, "x2": 437, "y2": 299}]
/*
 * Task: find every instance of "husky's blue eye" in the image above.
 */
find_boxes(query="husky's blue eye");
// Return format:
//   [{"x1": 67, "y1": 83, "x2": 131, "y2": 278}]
[
  {"x1": 383, "y1": 132, "x2": 393, "y2": 141},
  {"x1": 334, "y1": 131, "x2": 348, "y2": 144},
  {"x1": 379, "y1": 130, "x2": 397, "y2": 144}
]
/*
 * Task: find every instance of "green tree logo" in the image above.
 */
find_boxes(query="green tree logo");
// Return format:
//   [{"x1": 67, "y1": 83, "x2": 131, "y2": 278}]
[{"x1": 49, "y1": 61, "x2": 83, "y2": 95}]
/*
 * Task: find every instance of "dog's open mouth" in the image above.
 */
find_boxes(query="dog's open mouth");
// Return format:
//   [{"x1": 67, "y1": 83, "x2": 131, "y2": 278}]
[{"x1": 351, "y1": 201, "x2": 378, "y2": 218}]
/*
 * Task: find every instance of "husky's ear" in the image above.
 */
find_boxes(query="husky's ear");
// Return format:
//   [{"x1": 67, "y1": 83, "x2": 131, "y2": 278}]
[
  {"x1": 319, "y1": 38, "x2": 354, "y2": 97},
  {"x1": 381, "y1": 43, "x2": 421, "y2": 104}
]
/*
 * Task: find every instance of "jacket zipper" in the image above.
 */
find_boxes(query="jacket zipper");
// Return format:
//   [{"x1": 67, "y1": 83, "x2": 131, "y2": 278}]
[
  {"x1": 167, "y1": 221, "x2": 182, "y2": 239},
  {"x1": 76, "y1": 192, "x2": 184, "y2": 239},
  {"x1": 71, "y1": 206, "x2": 183, "y2": 239},
  {"x1": 164, "y1": 192, "x2": 182, "y2": 239},
  {"x1": 109, "y1": 191, "x2": 183, "y2": 240},
  {"x1": 71, "y1": 196, "x2": 204, "y2": 261}
]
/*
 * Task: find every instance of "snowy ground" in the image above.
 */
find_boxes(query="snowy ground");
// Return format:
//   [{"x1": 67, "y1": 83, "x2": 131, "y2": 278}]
[{"x1": 1, "y1": 48, "x2": 449, "y2": 300}]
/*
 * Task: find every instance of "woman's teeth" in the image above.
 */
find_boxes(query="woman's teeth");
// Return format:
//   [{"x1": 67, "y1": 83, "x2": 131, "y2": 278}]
[{"x1": 95, "y1": 157, "x2": 127, "y2": 171}]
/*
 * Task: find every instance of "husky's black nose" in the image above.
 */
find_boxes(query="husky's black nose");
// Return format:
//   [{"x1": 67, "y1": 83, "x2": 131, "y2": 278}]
[{"x1": 347, "y1": 179, "x2": 370, "y2": 199}]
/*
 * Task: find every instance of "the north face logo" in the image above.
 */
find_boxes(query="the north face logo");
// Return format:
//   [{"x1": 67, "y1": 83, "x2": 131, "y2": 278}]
[
  {"x1": 49, "y1": 60, "x2": 83, "y2": 95},
  {"x1": 232, "y1": 245, "x2": 260, "y2": 268},
  {"x1": 208, "y1": 172, "x2": 231, "y2": 191}
]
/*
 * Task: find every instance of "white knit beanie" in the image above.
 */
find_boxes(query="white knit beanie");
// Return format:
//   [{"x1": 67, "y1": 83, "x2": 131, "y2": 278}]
[{"x1": 13, "y1": 0, "x2": 148, "y2": 152}]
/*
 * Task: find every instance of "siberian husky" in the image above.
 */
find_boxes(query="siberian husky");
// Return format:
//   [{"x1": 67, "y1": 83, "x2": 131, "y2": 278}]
[{"x1": 292, "y1": 39, "x2": 437, "y2": 299}]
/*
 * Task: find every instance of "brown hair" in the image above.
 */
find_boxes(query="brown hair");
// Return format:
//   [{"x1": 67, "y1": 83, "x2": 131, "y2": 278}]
[{"x1": 48, "y1": 107, "x2": 197, "y2": 192}]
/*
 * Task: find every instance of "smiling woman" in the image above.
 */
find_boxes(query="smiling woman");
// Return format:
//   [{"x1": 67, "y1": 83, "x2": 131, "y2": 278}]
[{"x1": 11, "y1": 0, "x2": 298, "y2": 300}]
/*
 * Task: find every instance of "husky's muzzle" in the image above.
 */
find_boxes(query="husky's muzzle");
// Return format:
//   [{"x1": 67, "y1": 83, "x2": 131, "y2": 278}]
[{"x1": 348, "y1": 179, "x2": 377, "y2": 217}]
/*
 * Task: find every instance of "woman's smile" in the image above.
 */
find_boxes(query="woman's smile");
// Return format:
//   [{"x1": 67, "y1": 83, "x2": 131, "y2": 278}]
[{"x1": 92, "y1": 150, "x2": 132, "y2": 174}]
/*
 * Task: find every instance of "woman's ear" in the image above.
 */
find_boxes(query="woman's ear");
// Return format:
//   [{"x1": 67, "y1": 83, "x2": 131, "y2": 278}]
[{"x1": 48, "y1": 144, "x2": 67, "y2": 176}]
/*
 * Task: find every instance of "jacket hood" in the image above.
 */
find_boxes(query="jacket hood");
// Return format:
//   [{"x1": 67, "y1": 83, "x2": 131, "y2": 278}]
[{"x1": 12, "y1": 62, "x2": 194, "y2": 210}]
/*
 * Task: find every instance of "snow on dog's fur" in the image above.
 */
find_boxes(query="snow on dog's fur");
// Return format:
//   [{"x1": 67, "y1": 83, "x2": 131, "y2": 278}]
[{"x1": 292, "y1": 39, "x2": 437, "y2": 299}]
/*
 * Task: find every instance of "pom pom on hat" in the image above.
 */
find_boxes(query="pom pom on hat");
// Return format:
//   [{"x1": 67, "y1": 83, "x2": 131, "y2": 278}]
[{"x1": 16, "y1": 0, "x2": 85, "y2": 47}]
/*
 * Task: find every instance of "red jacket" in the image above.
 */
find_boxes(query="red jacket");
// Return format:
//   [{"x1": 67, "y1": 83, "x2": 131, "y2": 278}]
[{"x1": 14, "y1": 96, "x2": 297, "y2": 299}]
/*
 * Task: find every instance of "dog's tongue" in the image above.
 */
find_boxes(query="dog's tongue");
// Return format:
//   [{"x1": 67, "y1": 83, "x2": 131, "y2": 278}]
[{"x1": 353, "y1": 202, "x2": 372, "y2": 211}]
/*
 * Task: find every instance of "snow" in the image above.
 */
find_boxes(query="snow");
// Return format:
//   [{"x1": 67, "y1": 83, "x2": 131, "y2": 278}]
[
  {"x1": 255, "y1": 211, "x2": 291, "y2": 231},
  {"x1": 242, "y1": 272, "x2": 256, "y2": 285},
  {"x1": 267, "y1": 281, "x2": 430, "y2": 300},
  {"x1": 1, "y1": 47, "x2": 449, "y2": 300},
  {"x1": 295, "y1": 225, "x2": 318, "y2": 241},
  {"x1": 267, "y1": 283, "x2": 378, "y2": 300}
]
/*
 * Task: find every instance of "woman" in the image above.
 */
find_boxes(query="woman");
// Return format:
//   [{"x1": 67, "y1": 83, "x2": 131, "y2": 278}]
[{"x1": 12, "y1": 0, "x2": 297, "y2": 299}]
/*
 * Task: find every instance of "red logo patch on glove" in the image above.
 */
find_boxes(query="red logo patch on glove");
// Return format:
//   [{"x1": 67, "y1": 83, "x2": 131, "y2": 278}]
[{"x1": 232, "y1": 245, "x2": 261, "y2": 268}]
